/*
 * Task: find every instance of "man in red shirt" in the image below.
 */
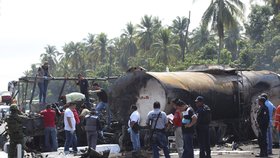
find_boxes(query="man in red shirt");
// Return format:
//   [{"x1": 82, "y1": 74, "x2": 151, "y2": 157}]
[
  {"x1": 171, "y1": 98, "x2": 185, "y2": 158},
  {"x1": 72, "y1": 107, "x2": 80, "y2": 146},
  {"x1": 40, "y1": 104, "x2": 58, "y2": 151}
]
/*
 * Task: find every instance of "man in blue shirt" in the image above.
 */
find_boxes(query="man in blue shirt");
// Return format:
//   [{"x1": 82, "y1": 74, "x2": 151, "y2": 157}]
[{"x1": 261, "y1": 93, "x2": 276, "y2": 155}]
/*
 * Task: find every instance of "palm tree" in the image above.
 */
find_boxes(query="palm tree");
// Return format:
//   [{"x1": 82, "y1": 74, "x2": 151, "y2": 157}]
[
  {"x1": 224, "y1": 25, "x2": 244, "y2": 60},
  {"x1": 122, "y1": 22, "x2": 138, "y2": 57},
  {"x1": 97, "y1": 33, "x2": 109, "y2": 63},
  {"x1": 84, "y1": 33, "x2": 98, "y2": 70},
  {"x1": 120, "y1": 22, "x2": 138, "y2": 69},
  {"x1": 262, "y1": 0, "x2": 280, "y2": 14},
  {"x1": 152, "y1": 28, "x2": 180, "y2": 65},
  {"x1": 137, "y1": 15, "x2": 159, "y2": 52},
  {"x1": 199, "y1": 0, "x2": 245, "y2": 63},
  {"x1": 62, "y1": 41, "x2": 84, "y2": 72},
  {"x1": 189, "y1": 24, "x2": 213, "y2": 52},
  {"x1": 171, "y1": 16, "x2": 190, "y2": 62},
  {"x1": 40, "y1": 45, "x2": 61, "y2": 72}
]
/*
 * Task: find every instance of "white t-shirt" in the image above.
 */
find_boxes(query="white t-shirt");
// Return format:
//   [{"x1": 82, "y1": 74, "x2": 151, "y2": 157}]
[
  {"x1": 128, "y1": 111, "x2": 140, "y2": 127},
  {"x1": 65, "y1": 92, "x2": 85, "y2": 103},
  {"x1": 64, "y1": 108, "x2": 76, "y2": 131}
]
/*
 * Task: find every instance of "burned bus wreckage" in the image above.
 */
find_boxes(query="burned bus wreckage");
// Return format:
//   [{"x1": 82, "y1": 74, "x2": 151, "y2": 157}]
[
  {"x1": 0, "y1": 76, "x2": 120, "y2": 153},
  {"x1": 109, "y1": 65, "x2": 280, "y2": 148}
]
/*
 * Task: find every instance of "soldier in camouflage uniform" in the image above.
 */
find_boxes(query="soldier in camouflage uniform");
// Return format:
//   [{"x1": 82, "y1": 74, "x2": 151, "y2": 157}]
[{"x1": 5, "y1": 104, "x2": 28, "y2": 158}]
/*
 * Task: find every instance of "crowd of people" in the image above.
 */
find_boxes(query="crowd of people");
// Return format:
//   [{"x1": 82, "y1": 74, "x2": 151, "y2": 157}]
[
  {"x1": 126, "y1": 93, "x2": 280, "y2": 158},
  {"x1": 5, "y1": 62, "x2": 110, "y2": 157},
  {"x1": 256, "y1": 93, "x2": 280, "y2": 158},
  {"x1": 128, "y1": 96, "x2": 211, "y2": 158},
  {"x1": 5, "y1": 61, "x2": 280, "y2": 158}
]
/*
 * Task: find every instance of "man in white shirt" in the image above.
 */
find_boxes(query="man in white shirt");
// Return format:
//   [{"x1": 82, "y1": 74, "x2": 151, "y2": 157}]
[
  {"x1": 128, "y1": 105, "x2": 141, "y2": 154},
  {"x1": 64, "y1": 102, "x2": 78, "y2": 154}
]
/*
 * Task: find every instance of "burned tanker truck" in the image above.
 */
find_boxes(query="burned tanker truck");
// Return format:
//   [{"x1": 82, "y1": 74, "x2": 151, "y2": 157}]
[{"x1": 108, "y1": 65, "x2": 280, "y2": 146}]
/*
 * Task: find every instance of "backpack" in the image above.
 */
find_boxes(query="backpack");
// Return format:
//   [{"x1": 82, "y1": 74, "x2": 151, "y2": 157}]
[
  {"x1": 131, "y1": 122, "x2": 140, "y2": 133},
  {"x1": 200, "y1": 105, "x2": 212, "y2": 124}
]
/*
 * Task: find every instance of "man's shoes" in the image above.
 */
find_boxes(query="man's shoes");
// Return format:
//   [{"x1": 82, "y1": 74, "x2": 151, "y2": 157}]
[
  {"x1": 268, "y1": 152, "x2": 273, "y2": 155},
  {"x1": 102, "y1": 150, "x2": 110, "y2": 158},
  {"x1": 255, "y1": 154, "x2": 268, "y2": 157}
]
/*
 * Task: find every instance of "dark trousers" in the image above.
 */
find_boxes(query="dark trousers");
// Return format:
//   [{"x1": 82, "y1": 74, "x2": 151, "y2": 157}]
[
  {"x1": 197, "y1": 125, "x2": 211, "y2": 158},
  {"x1": 82, "y1": 91, "x2": 91, "y2": 108},
  {"x1": 151, "y1": 131, "x2": 170, "y2": 158},
  {"x1": 258, "y1": 128, "x2": 268, "y2": 156},
  {"x1": 86, "y1": 131, "x2": 98, "y2": 150},
  {"x1": 182, "y1": 132, "x2": 194, "y2": 158},
  {"x1": 9, "y1": 138, "x2": 24, "y2": 158}
]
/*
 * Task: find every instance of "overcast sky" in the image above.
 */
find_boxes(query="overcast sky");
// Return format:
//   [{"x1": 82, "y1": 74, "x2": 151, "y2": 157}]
[{"x1": 0, "y1": 0, "x2": 254, "y2": 91}]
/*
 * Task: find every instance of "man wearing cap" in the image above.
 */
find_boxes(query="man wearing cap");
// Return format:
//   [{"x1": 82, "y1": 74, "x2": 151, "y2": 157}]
[
  {"x1": 260, "y1": 93, "x2": 275, "y2": 155},
  {"x1": 195, "y1": 96, "x2": 211, "y2": 158},
  {"x1": 40, "y1": 104, "x2": 58, "y2": 151},
  {"x1": 256, "y1": 97, "x2": 269, "y2": 157},
  {"x1": 6, "y1": 104, "x2": 28, "y2": 158},
  {"x1": 84, "y1": 108, "x2": 101, "y2": 150},
  {"x1": 37, "y1": 61, "x2": 52, "y2": 104}
]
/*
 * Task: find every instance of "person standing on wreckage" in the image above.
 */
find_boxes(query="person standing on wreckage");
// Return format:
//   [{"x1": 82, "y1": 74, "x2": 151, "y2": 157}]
[
  {"x1": 77, "y1": 73, "x2": 91, "y2": 109},
  {"x1": 37, "y1": 61, "x2": 53, "y2": 105},
  {"x1": 91, "y1": 83, "x2": 111, "y2": 126}
]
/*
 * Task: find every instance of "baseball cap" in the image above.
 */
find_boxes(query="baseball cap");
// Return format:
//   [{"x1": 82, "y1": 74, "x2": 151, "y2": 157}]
[{"x1": 195, "y1": 96, "x2": 204, "y2": 102}]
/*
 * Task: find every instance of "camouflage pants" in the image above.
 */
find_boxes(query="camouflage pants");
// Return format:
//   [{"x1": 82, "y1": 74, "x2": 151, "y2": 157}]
[{"x1": 9, "y1": 137, "x2": 24, "y2": 158}]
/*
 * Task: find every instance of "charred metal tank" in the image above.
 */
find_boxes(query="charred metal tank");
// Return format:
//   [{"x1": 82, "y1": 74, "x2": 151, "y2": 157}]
[{"x1": 108, "y1": 65, "x2": 280, "y2": 144}]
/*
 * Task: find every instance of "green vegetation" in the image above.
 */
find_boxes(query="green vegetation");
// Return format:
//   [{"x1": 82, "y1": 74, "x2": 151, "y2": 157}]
[{"x1": 22, "y1": 1, "x2": 280, "y2": 102}]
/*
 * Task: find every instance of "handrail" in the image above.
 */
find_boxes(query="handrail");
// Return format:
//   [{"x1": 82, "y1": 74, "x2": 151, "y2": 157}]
[{"x1": 18, "y1": 76, "x2": 118, "y2": 82}]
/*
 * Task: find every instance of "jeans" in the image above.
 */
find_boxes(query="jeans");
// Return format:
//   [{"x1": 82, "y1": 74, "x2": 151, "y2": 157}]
[
  {"x1": 96, "y1": 102, "x2": 111, "y2": 125},
  {"x1": 96, "y1": 102, "x2": 107, "y2": 112},
  {"x1": 152, "y1": 131, "x2": 170, "y2": 158},
  {"x1": 44, "y1": 127, "x2": 58, "y2": 151},
  {"x1": 64, "y1": 130, "x2": 78, "y2": 152},
  {"x1": 278, "y1": 132, "x2": 280, "y2": 151},
  {"x1": 38, "y1": 81, "x2": 48, "y2": 103},
  {"x1": 267, "y1": 124, "x2": 273, "y2": 154},
  {"x1": 129, "y1": 128, "x2": 141, "y2": 151},
  {"x1": 182, "y1": 132, "x2": 194, "y2": 158},
  {"x1": 197, "y1": 125, "x2": 211, "y2": 158},
  {"x1": 174, "y1": 127, "x2": 184, "y2": 158}
]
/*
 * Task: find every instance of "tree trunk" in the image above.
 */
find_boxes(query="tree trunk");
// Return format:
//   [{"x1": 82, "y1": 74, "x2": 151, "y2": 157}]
[{"x1": 218, "y1": 37, "x2": 223, "y2": 64}]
